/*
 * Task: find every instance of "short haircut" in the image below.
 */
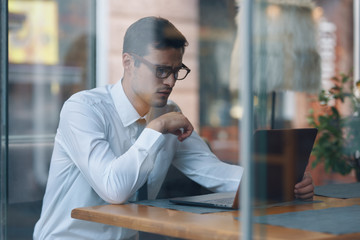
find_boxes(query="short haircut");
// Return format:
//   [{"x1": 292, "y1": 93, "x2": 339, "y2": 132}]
[{"x1": 123, "y1": 16, "x2": 188, "y2": 57}]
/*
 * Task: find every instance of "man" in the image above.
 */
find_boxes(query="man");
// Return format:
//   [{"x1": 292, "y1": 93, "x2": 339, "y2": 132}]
[{"x1": 34, "y1": 17, "x2": 314, "y2": 239}]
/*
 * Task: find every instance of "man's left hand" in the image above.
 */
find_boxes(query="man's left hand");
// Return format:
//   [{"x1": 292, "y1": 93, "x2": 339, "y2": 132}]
[{"x1": 294, "y1": 172, "x2": 314, "y2": 200}]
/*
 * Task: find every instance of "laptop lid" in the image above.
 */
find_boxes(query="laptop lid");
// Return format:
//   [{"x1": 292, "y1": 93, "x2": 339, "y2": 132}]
[
  {"x1": 170, "y1": 128, "x2": 318, "y2": 209},
  {"x1": 253, "y1": 128, "x2": 317, "y2": 203}
]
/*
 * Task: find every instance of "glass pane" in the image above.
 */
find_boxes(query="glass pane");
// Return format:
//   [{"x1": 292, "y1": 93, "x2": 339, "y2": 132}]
[
  {"x1": 309, "y1": 0, "x2": 358, "y2": 184},
  {"x1": 7, "y1": 0, "x2": 95, "y2": 238},
  {"x1": 1, "y1": 0, "x2": 9, "y2": 239},
  {"x1": 247, "y1": 0, "x2": 356, "y2": 237},
  {"x1": 199, "y1": 0, "x2": 239, "y2": 165},
  {"x1": 2, "y1": 0, "x2": 355, "y2": 239}
]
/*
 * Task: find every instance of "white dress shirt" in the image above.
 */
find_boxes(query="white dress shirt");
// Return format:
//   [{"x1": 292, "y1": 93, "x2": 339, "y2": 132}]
[{"x1": 33, "y1": 80, "x2": 243, "y2": 240}]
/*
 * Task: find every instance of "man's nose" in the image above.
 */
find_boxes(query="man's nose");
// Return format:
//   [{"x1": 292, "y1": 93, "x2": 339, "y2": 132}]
[{"x1": 163, "y1": 73, "x2": 176, "y2": 87}]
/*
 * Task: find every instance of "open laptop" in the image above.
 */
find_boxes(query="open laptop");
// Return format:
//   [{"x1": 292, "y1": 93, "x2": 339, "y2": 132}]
[{"x1": 169, "y1": 128, "x2": 318, "y2": 209}]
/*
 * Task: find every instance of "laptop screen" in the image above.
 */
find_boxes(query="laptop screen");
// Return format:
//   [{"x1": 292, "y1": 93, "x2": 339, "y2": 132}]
[{"x1": 253, "y1": 128, "x2": 317, "y2": 203}]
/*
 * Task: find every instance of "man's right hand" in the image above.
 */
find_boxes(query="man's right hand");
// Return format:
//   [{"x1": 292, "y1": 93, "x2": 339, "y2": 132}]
[{"x1": 146, "y1": 112, "x2": 194, "y2": 142}]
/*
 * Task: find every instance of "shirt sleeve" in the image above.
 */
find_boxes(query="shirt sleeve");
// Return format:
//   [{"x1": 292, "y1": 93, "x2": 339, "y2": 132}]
[
  {"x1": 57, "y1": 99, "x2": 165, "y2": 204},
  {"x1": 172, "y1": 130, "x2": 243, "y2": 193},
  {"x1": 158, "y1": 100, "x2": 243, "y2": 193}
]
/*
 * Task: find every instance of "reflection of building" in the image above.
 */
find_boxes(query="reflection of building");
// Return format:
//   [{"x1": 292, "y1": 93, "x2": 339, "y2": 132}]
[
  {"x1": 8, "y1": 0, "x2": 59, "y2": 65},
  {"x1": 8, "y1": 64, "x2": 82, "y2": 202},
  {"x1": 8, "y1": 0, "x2": 89, "y2": 203},
  {"x1": 6, "y1": 1, "x2": 96, "y2": 238}
]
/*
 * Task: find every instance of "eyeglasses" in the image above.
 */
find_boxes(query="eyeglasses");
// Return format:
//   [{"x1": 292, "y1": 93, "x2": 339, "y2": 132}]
[{"x1": 131, "y1": 53, "x2": 191, "y2": 80}]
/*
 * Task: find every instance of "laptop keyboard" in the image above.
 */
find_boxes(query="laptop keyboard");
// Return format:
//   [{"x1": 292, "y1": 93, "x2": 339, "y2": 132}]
[{"x1": 203, "y1": 197, "x2": 233, "y2": 206}]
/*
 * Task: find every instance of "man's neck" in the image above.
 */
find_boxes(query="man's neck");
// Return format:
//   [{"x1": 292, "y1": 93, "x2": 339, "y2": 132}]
[{"x1": 121, "y1": 77, "x2": 150, "y2": 117}]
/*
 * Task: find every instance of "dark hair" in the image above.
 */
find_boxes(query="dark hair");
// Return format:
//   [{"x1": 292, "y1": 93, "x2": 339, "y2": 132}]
[{"x1": 123, "y1": 16, "x2": 188, "y2": 57}]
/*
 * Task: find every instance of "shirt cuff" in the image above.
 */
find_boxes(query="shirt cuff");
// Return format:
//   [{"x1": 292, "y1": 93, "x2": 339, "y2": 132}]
[{"x1": 134, "y1": 128, "x2": 165, "y2": 155}]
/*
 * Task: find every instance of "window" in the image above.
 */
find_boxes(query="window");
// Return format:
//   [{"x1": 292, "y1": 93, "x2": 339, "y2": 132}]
[{"x1": 4, "y1": 0, "x2": 95, "y2": 238}]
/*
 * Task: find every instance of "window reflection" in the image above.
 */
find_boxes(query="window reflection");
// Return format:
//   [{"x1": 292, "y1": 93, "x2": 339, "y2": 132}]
[
  {"x1": 2, "y1": 0, "x2": 357, "y2": 238},
  {"x1": 199, "y1": 0, "x2": 356, "y2": 185},
  {"x1": 7, "y1": 0, "x2": 95, "y2": 238}
]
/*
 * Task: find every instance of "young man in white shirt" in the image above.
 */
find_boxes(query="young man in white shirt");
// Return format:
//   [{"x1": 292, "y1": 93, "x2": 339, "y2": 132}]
[{"x1": 34, "y1": 16, "x2": 314, "y2": 240}]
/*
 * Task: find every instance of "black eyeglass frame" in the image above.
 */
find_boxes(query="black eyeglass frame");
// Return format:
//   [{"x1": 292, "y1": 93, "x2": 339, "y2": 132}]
[{"x1": 130, "y1": 53, "x2": 191, "y2": 80}]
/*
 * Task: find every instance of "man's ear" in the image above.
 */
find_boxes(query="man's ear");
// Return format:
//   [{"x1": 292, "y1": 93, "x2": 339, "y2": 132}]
[{"x1": 122, "y1": 53, "x2": 133, "y2": 71}]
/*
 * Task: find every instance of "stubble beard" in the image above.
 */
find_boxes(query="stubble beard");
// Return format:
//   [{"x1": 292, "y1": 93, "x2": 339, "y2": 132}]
[{"x1": 151, "y1": 95, "x2": 169, "y2": 108}]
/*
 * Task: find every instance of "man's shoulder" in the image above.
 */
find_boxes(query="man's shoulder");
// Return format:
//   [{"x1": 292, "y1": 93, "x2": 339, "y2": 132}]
[
  {"x1": 68, "y1": 85, "x2": 112, "y2": 106},
  {"x1": 166, "y1": 99, "x2": 181, "y2": 111}
]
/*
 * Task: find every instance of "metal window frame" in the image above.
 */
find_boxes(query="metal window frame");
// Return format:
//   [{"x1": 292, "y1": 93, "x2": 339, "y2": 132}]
[
  {"x1": 239, "y1": 0, "x2": 254, "y2": 239},
  {"x1": 355, "y1": 0, "x2": 360, "y2": 85},
  {"x1": 96, "y1": 0, "x2": 108, "y2": 87},
  {"x1": 0, "y1": 0, "x2": 9, "y2": 239}
]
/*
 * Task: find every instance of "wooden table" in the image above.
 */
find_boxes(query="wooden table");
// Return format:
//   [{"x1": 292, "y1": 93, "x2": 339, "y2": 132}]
[{"x1": 71, "y1": 196, "x2": 360, "y2": 240}]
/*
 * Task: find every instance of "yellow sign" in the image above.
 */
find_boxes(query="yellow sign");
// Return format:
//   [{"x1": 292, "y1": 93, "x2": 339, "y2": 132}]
[{"x1": 8, "y1": 0, "x2": 59, "y2": 64}]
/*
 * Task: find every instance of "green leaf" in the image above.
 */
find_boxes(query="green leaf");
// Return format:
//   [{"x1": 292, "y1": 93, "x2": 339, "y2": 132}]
[{"x1": 309, "y1": 73, "x2": 360, "y2": 177}]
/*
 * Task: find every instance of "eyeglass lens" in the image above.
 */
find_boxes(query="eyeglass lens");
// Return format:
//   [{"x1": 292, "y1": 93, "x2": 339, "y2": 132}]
[
  {"x1": 156, "y1": 67, "x2": 189, "y2": 80},
  {"x1": 131, "y1": 53, "x2": 190, "y2": 80}
]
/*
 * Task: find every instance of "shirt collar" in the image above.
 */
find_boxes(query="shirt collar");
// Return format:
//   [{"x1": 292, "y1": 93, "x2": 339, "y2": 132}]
[{"x1": 110, "y1": 79, "x2": 145, "y2": 127}]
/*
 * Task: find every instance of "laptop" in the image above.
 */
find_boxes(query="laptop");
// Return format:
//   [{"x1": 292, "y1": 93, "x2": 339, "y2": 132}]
[{"x1": 169, "y1": 128, "x2": 318, "y2": 209}]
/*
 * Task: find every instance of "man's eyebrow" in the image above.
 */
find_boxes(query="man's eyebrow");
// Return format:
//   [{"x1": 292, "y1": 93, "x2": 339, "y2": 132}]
[{"x1": 155, "y1": 64, "x2": 182, "y2": 69}]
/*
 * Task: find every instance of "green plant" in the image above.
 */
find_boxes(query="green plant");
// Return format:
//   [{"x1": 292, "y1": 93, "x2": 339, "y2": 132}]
[{"x1": 308, "y1": 74, "x2": 360, "y2": 181}]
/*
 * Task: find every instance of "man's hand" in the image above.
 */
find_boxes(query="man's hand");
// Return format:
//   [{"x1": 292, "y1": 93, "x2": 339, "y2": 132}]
[
  {"x1": 147, "y1": 112, "x2": 194, "y2": 142},
  {"x1": 294, "y1": 172, "x2": 314, "y2": 200}
]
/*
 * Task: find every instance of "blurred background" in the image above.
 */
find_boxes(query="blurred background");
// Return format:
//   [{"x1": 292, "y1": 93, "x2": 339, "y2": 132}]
[{"x1": 1, "y1": 0, "x2": 359, "y2": 239}]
